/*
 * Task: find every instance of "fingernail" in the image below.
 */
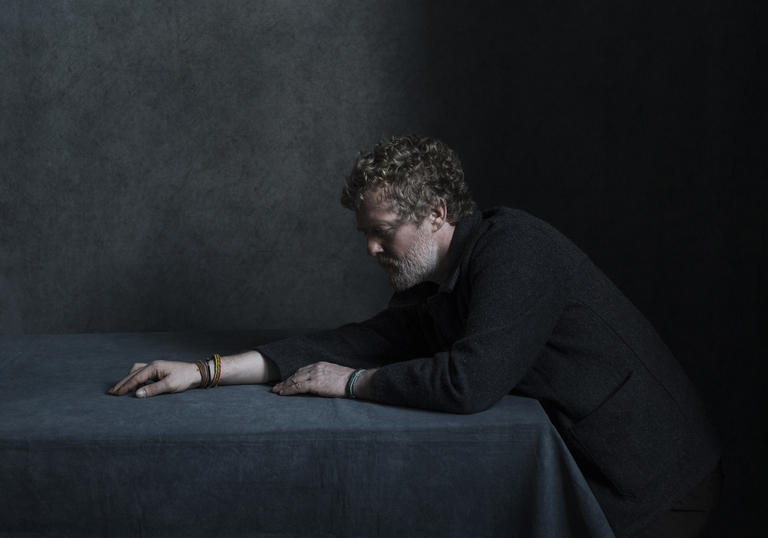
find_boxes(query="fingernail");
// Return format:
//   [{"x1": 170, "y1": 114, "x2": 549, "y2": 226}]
[{"x1": 136, "y1": 388, "x2": 146, "y2": 398}]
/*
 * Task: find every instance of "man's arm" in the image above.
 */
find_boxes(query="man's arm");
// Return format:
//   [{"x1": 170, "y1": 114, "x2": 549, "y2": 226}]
[
  {"x1": 108, "y1": 298, "x2": 427, "y2": 399},
  {"x1": 256, "y1": 298, "x2": 431, "y2": 383},
  {"x1": 362, "y1": 222, "x2": 574, "y2": 413},
  {"x1": 108, "y1": 350, "x2": 280, "y2": 398},
  {"x1": 351, "y1": 368, "x2": 377, "y2": 399},
  {"x1": 270, "y1": 220, "x2": 575, "y2": 413},
  {"x1": 261, "y1": 301, "x2": 428, "y2": 398}
]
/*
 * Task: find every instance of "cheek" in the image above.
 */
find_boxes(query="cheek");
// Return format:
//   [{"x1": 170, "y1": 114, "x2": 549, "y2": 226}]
[
  {"x1": 385, "y1": 238, "x2": 409, "y2": 259},
  {"x1": 384, "y1": 225, "x2": 423, "y2": 258},
  {"x1": 394, "y1": 230, "x2": 423, "y2": 255}
]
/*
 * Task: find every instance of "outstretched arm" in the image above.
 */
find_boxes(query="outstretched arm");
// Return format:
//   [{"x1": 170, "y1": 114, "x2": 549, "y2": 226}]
[
  {"x1": 265, "y1": 220, "x2": 574, "y2": 413},
  {"x1": 108, "y1": 350, "x2": 281, "y2": 398}
]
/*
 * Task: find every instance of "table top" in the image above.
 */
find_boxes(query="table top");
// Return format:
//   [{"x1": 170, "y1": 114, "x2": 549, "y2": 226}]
[
  {"x1": 0, "y1": 331, "x2": 615, "y2": 538},
  {"x1": 0, "y1": 331, "x2": 551, "y2": 442}
]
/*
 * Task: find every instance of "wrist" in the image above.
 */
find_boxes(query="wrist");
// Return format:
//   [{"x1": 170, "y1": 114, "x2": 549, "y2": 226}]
[
  {"x1": 349, "y1": 368, "x2": 377, "y2": 400},
  {"x1": 345, "y1": 369, "x2": 366, "y2": 399},
  {"x1": 212, "y1": 350, "x2": 279, "y2": 386},
  {"x1": 195, "y1": 354, "x2": 222, "y2": 389}
]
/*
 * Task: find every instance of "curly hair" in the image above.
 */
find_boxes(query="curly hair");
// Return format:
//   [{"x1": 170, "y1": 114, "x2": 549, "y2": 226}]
[{"x1": 341, "y1": 135, "x2": 476, "y2": 224}]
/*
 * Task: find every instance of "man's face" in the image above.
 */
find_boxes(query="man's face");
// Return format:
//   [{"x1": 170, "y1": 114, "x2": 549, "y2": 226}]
[{"x1": 355, "y1": 189, "x2": 439, "y2": 291}]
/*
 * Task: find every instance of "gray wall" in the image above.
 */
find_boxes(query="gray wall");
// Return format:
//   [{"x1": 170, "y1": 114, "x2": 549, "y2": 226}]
[{"x1": 2, "y1": 1, "x2": 441, "y2": 332}]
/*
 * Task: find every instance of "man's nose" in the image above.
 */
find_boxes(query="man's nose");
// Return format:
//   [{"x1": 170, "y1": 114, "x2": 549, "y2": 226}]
[{"x1": 367, "y1": 237, "x2": 384, "y2": 256}]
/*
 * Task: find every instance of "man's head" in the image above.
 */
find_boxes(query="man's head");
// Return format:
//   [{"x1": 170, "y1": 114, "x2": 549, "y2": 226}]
[
  {"x1": 341, "y1": 135, "x2": 475, "y2": 225},
  {"x1": 342, "y1": 135, "x2": 475, "y2": 290}
]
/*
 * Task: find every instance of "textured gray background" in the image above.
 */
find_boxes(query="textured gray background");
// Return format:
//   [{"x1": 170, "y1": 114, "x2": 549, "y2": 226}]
[
  {"x1": 1, "y1": 1, "x2": 437, "y2": 332},
  {"x1": 0, "y1": 0, "x2": 764, "y2": 535}
]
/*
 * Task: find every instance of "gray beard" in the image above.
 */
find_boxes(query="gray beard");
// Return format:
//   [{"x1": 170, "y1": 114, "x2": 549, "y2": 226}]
[{"x1": 379, "y1": 226, "x2": 439, "y2": 291}]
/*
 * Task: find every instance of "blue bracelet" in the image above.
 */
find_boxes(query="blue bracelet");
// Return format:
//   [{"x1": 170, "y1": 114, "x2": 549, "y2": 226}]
[{"x1": 346, "y1": 369, "x2": 366, "y2": 399}]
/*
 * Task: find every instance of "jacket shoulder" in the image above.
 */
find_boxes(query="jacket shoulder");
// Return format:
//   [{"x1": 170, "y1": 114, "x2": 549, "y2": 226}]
[{"x1": 476, "y1": 207, "x2": 585, "y2": 263}]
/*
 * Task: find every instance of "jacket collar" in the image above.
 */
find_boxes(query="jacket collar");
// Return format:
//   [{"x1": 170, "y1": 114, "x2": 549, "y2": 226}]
[{"x1": 438, "y1": 209, "x2": 483, "y2": 293}]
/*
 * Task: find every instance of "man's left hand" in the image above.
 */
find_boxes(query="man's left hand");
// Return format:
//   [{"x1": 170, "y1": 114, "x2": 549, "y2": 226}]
[{"x1": 272, "y1": 361, "x2": 354, "y2": 398}]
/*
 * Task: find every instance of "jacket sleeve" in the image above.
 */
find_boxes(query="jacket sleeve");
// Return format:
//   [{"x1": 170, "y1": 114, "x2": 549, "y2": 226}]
[
  {"x1": 367, "y1": 221, "x2": 575, "y2": 413},
  {"x1": 255, "y1": 300, "x2": 432, "y2": 380}
]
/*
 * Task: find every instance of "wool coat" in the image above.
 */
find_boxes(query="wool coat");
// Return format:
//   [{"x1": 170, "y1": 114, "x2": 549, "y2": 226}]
[{"x1": 257, "y1": 207, "x2": 721, "y2": 537}]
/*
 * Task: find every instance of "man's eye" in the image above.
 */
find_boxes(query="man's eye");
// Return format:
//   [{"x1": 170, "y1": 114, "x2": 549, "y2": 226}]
[{"x1": 358, "y1": 227, "x2": 394, "y2": 239}]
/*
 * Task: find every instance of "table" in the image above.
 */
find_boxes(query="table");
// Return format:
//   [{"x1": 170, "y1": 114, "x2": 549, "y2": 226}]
[{"x1": 0, "y1": 332, "x2": 614, "y2": 537}]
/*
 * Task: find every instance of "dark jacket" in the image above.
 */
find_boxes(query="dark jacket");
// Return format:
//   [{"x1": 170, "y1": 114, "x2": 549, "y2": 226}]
[{"x1": 258, "y1": 207, "x2": 720, "y2": 537}]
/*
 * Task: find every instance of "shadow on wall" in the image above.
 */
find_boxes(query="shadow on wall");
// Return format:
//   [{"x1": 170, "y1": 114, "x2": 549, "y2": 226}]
[{"x1": 0, "y1": 276, "x2": 23, "y2": 334}]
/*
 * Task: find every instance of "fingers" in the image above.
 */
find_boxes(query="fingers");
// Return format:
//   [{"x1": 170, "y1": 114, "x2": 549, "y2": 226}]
[
  {"x1": 272, "y1": 376, "x2": 308, "y2": 396},
  {"x1": 272, "y1": 366, "x2": 314, "y2": 394},
  {"x1": 108, "y1": 362, "x2": 159, "y2": 396},
  {"x1": 135, "y1": 376, "x2": 172, "y2": 398},
  {"x1": 129, "y1": 362, "x2": 147, "y2": 374},
  {"x1": 271, "y1": 361, "x2": 352, "y2": 398}
]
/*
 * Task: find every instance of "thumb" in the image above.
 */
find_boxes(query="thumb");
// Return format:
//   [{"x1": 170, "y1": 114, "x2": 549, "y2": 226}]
[{"x1": 136, "y1": 378, "x2": 170, "y2": 398}]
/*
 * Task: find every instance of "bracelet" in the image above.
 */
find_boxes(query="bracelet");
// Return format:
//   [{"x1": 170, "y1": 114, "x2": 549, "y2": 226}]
[
  {"x1": 205, "y1": 358, "x2": 213, "y2": 388},
  {"x1": 346, "y1": 369, "x2": 366, "y2": 399},
  {"x1": 196, "y1": 353, "x2": 223, "y2": 389},
  {"x1": 211, "y1": 353, "x2": 222, "y2": 387},
  {"x1": 195, "y1": 360, "x2": 208, "y2": 388}
]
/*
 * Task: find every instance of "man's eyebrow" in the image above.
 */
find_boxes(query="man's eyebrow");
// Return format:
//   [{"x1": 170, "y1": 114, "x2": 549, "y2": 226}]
[{"x1": 356, "y1": 222, "x2": 393, "y2": 232}]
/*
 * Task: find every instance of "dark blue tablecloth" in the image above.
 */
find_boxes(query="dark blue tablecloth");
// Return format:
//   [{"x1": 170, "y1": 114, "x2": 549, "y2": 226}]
[{"x1": 0, "y1": 332, "x2": 614, "y2": 537}]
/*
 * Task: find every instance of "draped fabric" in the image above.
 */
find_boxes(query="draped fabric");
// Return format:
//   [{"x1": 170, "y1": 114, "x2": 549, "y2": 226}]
[{"x1": 0, "y1": 332, "x2": 614, "y2": 537}]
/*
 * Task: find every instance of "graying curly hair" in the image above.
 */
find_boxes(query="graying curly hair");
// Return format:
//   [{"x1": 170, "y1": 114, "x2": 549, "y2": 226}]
[{"x1": 341, "y1": 135, "x2": 476, "y2": 224}]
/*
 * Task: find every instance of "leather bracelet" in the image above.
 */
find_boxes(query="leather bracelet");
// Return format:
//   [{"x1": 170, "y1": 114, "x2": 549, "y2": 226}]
[
  {"x1": 195, "y1": 360, "x2": 208, "y2": 388},
  {"x1": 205, "y1": 358, "x2": 213, "y2": 388},
  {"x1": 346, "y1": 369, "x2": 366, "y2": 399}
]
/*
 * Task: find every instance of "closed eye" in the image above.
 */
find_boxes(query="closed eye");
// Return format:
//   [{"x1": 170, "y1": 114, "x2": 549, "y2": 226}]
[{"x1": 357, "y1": 227, "x2": 394, "y2": 239}]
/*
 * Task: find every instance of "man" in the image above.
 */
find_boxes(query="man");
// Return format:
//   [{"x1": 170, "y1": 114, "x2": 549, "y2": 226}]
[{"x1": 109, "y1": 135, "x2": 721, "y2": 537}]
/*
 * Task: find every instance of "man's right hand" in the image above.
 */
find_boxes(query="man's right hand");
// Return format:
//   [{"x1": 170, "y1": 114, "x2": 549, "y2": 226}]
[
  {"x1": 108, "y1": 360, "x2": 202, "y2": 398},
  {"x1": 106, "y1": 350, "x2": 280, "y2": 398}
]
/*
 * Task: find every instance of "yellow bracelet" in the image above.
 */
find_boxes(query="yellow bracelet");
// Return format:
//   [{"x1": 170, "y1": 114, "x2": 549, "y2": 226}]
[{"x1": 212, "y1": 353, "x2": 222, "y2": 387}]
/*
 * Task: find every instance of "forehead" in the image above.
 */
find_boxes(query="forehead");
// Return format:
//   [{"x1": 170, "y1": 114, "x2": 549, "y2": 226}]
[{"x1": 355, "y1": 188, "x2": 400, "y2": 228}]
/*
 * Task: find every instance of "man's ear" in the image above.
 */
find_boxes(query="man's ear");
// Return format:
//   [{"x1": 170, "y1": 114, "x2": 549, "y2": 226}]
[{"x1": 429, "y1": 199, "x2": 448, "y2": 231}]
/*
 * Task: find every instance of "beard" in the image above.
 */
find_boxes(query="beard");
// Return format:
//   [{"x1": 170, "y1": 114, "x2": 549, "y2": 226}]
[{"x1": 377, "y1": 224, "x2": 439, "y2": 291}]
